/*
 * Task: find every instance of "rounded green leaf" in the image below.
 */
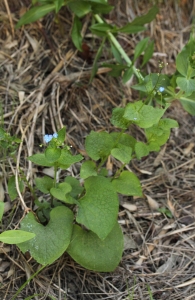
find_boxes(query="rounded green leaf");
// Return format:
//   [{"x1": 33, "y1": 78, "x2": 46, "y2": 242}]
[
  {"x1": 110, "y1": 132, "x2": 136, "y2": 150},
  {"x1": 110, "y1": 107, "x2": 130, "y2": 129},
  {"x1": 80, "y1": 161, "x2": 97, "y2": 179},
  {"x1": 176, "y1": 40, "x2": 195, "y2": 77},
  {"x1": 111, "y1": 144, "x2": 132, "y2": 164},
  {"x1": 124, "y1": 100, "x2": 168, "y2": 128},
  {"x1": 85, "y1": 131, "x2": 115, "y2": 160},
  {"x1": 45, "y1": 147, "x2": 61, "y2": 163},
  {"x1": 112, "y1": 171, "x2": 142, "y2": 196},
  {"x1": 18, "y1": 206, "x2": 74, "y2": 265},
  {"x1": 28, "y1": 153, "x2": 53, "y2": 167},
  {"x1": 50, "y1": 182, "x2": 73, "y2": 203},
  {"x1": 35, "y1": 176, "x2": 53, "y2": 194},
  {"x1": 65, "y1": 176, "x2": 84, "y2": 198},
  {"x1": 180, "y1": 94, "x2": 195, "y2": 115},
  {"x1": 176, "y1": 77, "x2": 195, "y2": 95},
  {"x1": 76, "y1": 176, "x2": 119, "y2": 240},
  {"x1": 67, "y1": 222, "x2": 124, "y2": 272},
  {"x1": 56, "y1": 127, "x2": 66, "y2": 144},
  {"x1": 132, "y1": 74, "x2": 169, "y2": 93},
  {"x1": 68, "y1": 1, "x2": 91, "y2": 17},
  {"x1": 135, "y1": 142, "x2": 149, "y2": 160},
  {"x1": 57, "y1": 149, "x2": 83, "y2": 168},
  {"x1": 0, "y1": 230, "x2": 35, "y2": 244},
  {"x1": 0, "y1": 128, "x2": 6, "y2": 139},
  {"x1": 8, "y1": 175, "x2": 24, "y2": 201},
  {"x1": 145, "y1": 118, "x2": 178, "y2": 151}
]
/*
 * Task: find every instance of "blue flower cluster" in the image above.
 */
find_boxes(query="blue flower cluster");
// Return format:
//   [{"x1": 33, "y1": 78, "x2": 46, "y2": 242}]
[
  {"x1": 158, "y1": 87, "x2": 165, "y2": 92},
  {"x1": 44, "y1": 133, "x2": 58, "y2": 143}
]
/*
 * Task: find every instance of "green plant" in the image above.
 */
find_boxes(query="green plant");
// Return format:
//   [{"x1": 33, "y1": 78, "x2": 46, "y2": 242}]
[
  {"x1": 16, "y1": 1, "x2": 158, "y2": 83},
  {"x1": 0, "y1": 127, "x2": 21, "y2": 160},
  {"x1": 9, "y1": 100, "x2": 178, "y2": 272},
  {"x1": 0, "y1": 127, "x2": 37, "y2": 244},
  {"x1": 2, "y1": 0, "x2": 195, "y2": 276}
]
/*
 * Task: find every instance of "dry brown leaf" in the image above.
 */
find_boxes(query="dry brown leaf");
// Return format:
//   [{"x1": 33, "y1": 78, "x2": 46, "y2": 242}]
[
  {"x1": 24, "y1": 30, "x2": 40, "y2": 53},
  {"x1": 183, "y1": 142, "x2": 194, "y2": 155},
  {"x1": 124, "y1": 235, "x2": 137, "y2": 250},
  {"x1": 106, "y1": 155, "x2": 113, "y2": 172},
  {"x1": 154, "y1": 145, "x2": 167, "y2": 167},
  {"x1": 4, "y1": 40, "x2": 18, "y2": 49},
  {"x1": 0, "y1": 261, "x2": 10, "y2": 272},
  {"x1": 122, "y1": 203, "x2": 137, "y2": 212},
  {"x1": 42, "y1": 167, "x2": 55, "y2": 178},
  {"x1": 145, "y1": 194, "x2": 159, "y2": 211},
  {"x1": 156, "y1": 254, "x2": 178, "y2": 273},
  {"x1": 18, "y1": 91, "x2": 25, "y2": 104},
  {"x1": 4, "y1": 202, "x2": 12, "y2": 213},
  {"x1": 7, "y1": 266, "x2": 14, "y2": 279},
  {"x1": 27, "y1": 103, "x2": 47, "y2": 122},
  {"x1": 0, "y1": 245, "x2": 11, "y2": 253},
  {"x1": 167, "y1": 198, "x2": 177, "y2": 217}
]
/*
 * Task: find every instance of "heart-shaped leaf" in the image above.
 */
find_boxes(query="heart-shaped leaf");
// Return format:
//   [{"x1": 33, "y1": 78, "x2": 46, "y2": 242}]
[
  {"x1": 45, "y1": 147, "x2": 61, "y2": 163},
  {"x1": 50, "y1": 182, "x2": 77, "y2": 204},
  {"x1": 80, "y1": 161, "x2": 97, "y2": 179},
  {"x1": 124, "y1": 101, "x2": 168, "y2": 128},
  {"x1": 135, "y1": 142, "x2": 149, "y2": 160},
  {"x1": 110, "y1": 107, "x2": 130, "y2": 129},
  {"x1": 28, "y1": 153, "x2": 53, "y2": 167},
  {"x1": 112, "y1": 171, "x2": 142, "y2": 196},
  {"x1": 18, "y1": 206, "x2": 74, "y2": 265},
  {"x1": 85, "y1": 131, "x2": 115, "y2": 160},
  {"x1": 35, "y1": 176, "x2": 53, "y2": 194},
  {"x1": 67, "y1": 222, "x2": 124, "y2": 272},
  {"x1": 76, "y1": 176, "x2": 119, "y2": 240},
  {"x1": 56, "y1": 127, "x2": 66, "y2": 144},
  {"x1": 65, "y1": 176, "x2": 84, "y2": 198},
  {"x1": 57, "y1": 149, "x2": 83, "y2": 169},
  {"x1": 111, "y1": 144, "x2": 132, "y2": 164},
  {"x1": 8, "y1": 175, "x2": 24, "y2": 201},
  {"x1": 177, "y1": 77, "x2": 195, "y2": 95}
]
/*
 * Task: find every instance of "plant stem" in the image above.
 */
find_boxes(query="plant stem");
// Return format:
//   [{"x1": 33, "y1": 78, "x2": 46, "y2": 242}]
[
  {"x1": 51, "y1": 165, "x2": 58, "y2": 207},
  {"x1": 94, "y1": 14, "x2": 144, "y2": 82}
]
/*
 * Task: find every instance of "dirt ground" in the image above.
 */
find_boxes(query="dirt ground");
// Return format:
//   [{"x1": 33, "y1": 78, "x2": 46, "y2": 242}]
[{"x1": 1, "y1": 0, "x2": 195, "y2": 299}]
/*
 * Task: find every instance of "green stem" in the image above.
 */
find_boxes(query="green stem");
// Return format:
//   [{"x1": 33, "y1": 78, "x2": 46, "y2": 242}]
[
  {"x1": 51, "y1": 164, "x2": 58, "y2": 207},
  {"x1": 112, "y1": 163, "x2": 126, "y2": 180},
  {"x1": 94, "y1": 14, "x2": 144, "y2": 82}
]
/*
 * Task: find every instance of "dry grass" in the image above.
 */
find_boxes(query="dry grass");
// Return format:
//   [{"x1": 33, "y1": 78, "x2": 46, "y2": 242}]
[{"x1": 1, "y1": 0, "x2": 195, "y2": 299}]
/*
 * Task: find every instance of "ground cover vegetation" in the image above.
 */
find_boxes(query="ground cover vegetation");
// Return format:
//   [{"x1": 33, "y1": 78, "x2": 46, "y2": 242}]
[{"x1": 1, "y1": 0, "x2": 195, "y2": 299}]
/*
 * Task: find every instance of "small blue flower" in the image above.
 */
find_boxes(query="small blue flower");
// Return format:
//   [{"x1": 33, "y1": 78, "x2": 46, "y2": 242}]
[
  {"x1": 53, "y1": 133, "x2": 58, "y2": 138},
  {"x1": 158, "y1": 87, "x2": 165, "y2": 92},
  {"x1": 43, "y1": 135, "x2": 49, "y2": 143},
  {"x1": 44, "y1": 132, "x2": 58, "y2": 143},
  {"x1": 44, "y1": 134, "x2": 53, "y2": 143}
]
